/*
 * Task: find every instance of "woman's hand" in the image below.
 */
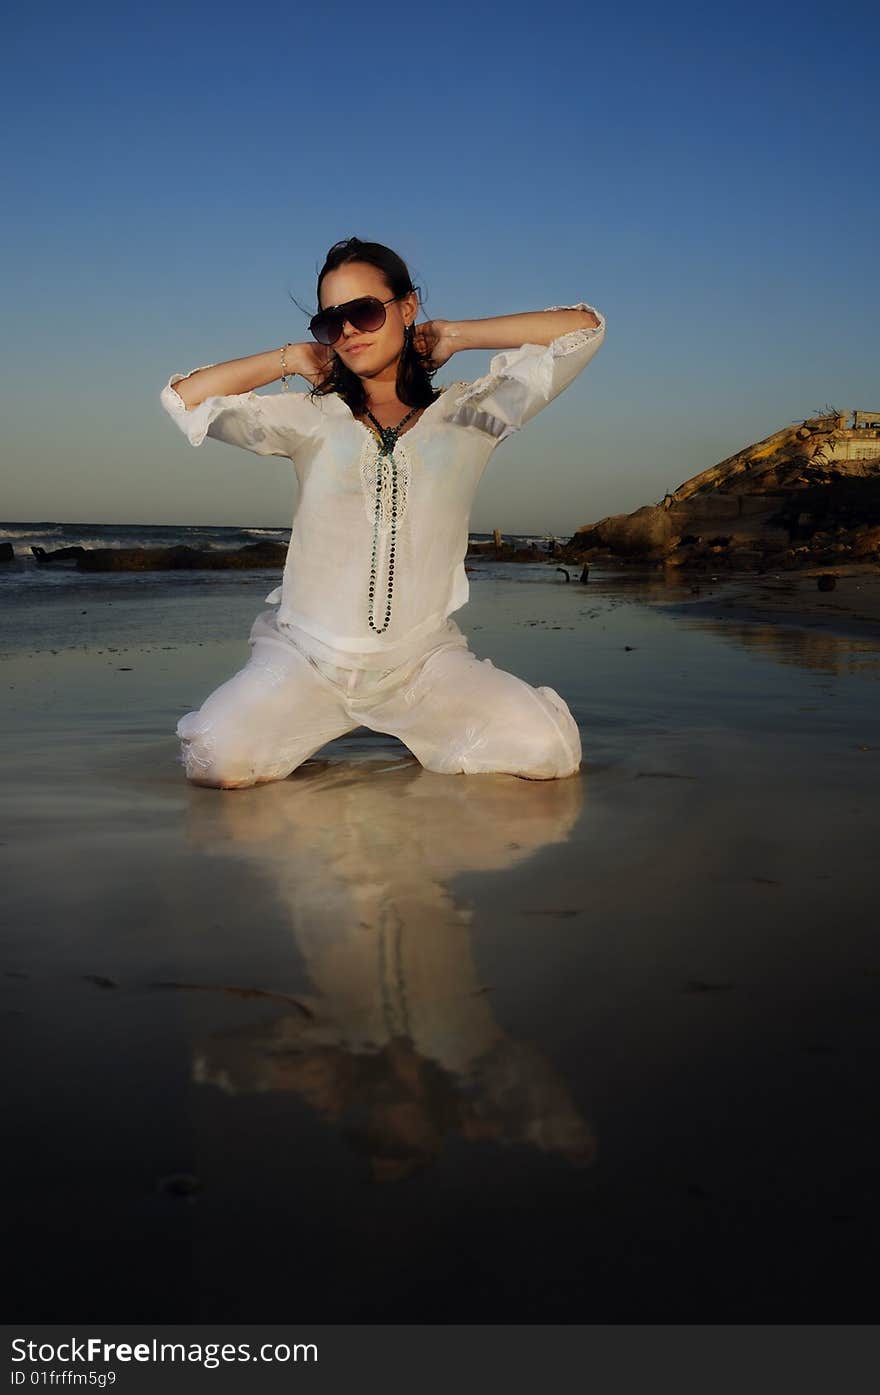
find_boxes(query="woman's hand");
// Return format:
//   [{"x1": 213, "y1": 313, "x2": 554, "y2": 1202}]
[
  {"x1": 285, "y1": 341, "x2": 334, "y2": 385},
  {"x1": 413, "y1": 319, "x2": 455, "y2": 369}
]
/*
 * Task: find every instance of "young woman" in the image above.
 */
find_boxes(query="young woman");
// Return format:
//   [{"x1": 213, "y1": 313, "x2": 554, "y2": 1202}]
[{"x1": 160, "y1": 237, "x2": 606, "y2": 789}]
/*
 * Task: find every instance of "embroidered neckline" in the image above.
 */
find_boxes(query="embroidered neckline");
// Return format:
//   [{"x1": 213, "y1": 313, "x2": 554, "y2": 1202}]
[
  {"x1": 358, "y1": 433, "x2": 413, "y2": 533},
  {"x1": 331, "y1": 383, "x2": 460, "y2": 447}
]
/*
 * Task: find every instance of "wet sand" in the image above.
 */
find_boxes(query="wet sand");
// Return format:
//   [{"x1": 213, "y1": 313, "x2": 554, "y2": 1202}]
[
  {"x1": 2, "y1": 567, "x2": 878, "y2": 1322},
  {"x1": 650, "y1": 562, "x2": 880, "y2": 637}
]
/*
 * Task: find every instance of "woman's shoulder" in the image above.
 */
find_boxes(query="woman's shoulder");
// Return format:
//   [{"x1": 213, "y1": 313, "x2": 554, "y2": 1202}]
[
  {"x1": 429, "y1": 378, "x2": 511, "y2": 438},
  {"x1": 431, "y1": 379, "x2": 473, "y2": 415}
]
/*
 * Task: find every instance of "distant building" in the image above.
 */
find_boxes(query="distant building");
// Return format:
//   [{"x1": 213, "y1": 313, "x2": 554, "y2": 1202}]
[{"x1": 827, "y1": 409, "x2": 880, "y2": 463}]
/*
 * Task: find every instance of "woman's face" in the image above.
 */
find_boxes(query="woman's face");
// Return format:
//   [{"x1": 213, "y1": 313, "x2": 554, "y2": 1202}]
[{"x1": 319, "y1": 262, "x2": 417, "y2": 380}]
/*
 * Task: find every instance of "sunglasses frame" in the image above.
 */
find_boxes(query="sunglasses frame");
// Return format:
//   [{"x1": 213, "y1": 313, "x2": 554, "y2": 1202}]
[{"x1": 309, "y1": 294, "x2": 405, "y2": 346}]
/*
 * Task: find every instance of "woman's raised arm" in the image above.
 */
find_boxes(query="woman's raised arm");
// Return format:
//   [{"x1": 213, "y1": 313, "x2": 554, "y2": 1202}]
[
  {"x1": 435, "y1": 305, "x2": 600, "y2": 360},
  {"x1": 442, "y1": 300, "x2": 607, "y2": 443},
  {"x1": 171, "y1": 342, "x2": 330, "y2": 410}
]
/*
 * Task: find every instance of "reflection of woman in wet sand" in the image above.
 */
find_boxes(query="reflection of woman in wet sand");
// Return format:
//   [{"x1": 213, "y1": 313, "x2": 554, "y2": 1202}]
[
  {"x1": 199, "y1": 1027, "x2": 596, "y2": 1184},
  {"x1": 186, "y1": 758, "x2": 596, "y2": 1181},
  {"x1": 161, "y1": 237, "x2": 605, "y2": 788}
]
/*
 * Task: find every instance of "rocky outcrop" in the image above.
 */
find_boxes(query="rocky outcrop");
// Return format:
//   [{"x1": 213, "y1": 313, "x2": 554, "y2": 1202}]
[
  {"x1": 31, "y1": 544, "x2": 87, "y2": 563},
  {"x1": 560, "y1": 412, "x2": 880, "y2": 572},
  {"x1": 71, "y1": 540, "x2": 288, "y2": 572}
]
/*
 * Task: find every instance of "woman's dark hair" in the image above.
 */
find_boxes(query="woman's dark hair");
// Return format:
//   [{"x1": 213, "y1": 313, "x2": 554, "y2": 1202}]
[{"x1": 291, "y1": 237, "x2": 439, "y2": 415}]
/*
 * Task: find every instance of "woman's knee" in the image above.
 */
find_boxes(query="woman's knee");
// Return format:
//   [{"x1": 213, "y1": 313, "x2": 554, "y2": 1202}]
[
  {"x1": 175, "y1": 711, "x2": 284, "y2": 789},
  {"x1": 485, "y1": 684, "x2": 582, "y2": 779},
  {"x1": 513, "y1": 719, "x2": 581, "y2": 779},
  {"x1": 396, "y1": 656, "x2": 582, "y2": 779},
  {"x1": 525, "y1": 686, "x2": 582, "y2": 778},
  {"x1": 172, "y1": 648, "x2": 327, "y2": 789},
  {"x1": 411, "y1": 697, "x2": 581, "y2": 780},
  {"x1": 175, "y1": 714, "x2": 249, "y2": 792}
]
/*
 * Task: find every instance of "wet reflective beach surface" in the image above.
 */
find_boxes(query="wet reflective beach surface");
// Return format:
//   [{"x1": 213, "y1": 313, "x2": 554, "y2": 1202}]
[{"x1": 2, "y1": 568, "x2": 878, "y2": 1321}]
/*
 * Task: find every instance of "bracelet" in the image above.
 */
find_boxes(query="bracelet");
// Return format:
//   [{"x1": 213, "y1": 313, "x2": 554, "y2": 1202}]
[{"x1": 280, "y1": 343, "x2": 293, "y2": 391}]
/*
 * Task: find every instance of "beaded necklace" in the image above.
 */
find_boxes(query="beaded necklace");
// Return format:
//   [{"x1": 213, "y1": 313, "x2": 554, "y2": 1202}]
[{"x1": 362, "y1": 403, "x2": 421, "y2": 634}]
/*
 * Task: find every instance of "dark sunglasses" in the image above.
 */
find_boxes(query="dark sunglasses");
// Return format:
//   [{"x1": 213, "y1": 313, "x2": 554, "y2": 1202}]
[{"x1": 309, "y1": 294, "x2": 404, "y2": 346}]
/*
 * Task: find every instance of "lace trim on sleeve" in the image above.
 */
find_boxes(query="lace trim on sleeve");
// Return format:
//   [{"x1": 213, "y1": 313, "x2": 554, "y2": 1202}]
[
  {"x1": 542, "y1": 304, "x2": 606, "y2": 357},
  {"x1": 163, "y1": 364, "x2": 218, "y2": 410},
  {"x1": 455, "y1": 378, "x2": 502, "y2": 409},
  {"x1": 163, "y1": 369, "x2": 312, "y2": 427},
  {"x1": 161, "y1": 365, "x2": 314, "y2": 453}
]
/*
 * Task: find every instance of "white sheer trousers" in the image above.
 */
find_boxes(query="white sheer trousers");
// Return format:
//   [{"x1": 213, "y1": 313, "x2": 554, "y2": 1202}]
[{"x1": 175, "y1": 610, "x2": 582, "y2": 788}]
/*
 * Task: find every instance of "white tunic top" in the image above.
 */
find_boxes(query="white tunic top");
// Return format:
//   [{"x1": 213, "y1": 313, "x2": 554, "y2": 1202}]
[{"x1": 160, "y1": 301, "x2": 606, "y2": 668}]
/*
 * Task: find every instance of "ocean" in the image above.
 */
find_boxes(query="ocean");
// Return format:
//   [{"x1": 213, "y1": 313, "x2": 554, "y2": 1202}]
[
  {"x1": 0, "y1": 519, "x2": 557, "y2": 595},
  {"x1": 0, "y1": 519, "x2": 571, "y2": 658}
]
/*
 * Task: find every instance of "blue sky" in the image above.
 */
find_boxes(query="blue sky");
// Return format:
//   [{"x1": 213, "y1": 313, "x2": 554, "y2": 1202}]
[{"x1": 3, "y1": 0, "x2": 877, "y2": 533}]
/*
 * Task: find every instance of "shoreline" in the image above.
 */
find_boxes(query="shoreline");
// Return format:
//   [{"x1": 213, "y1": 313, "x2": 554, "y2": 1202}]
[{"x1": 5, "y1": 562, "x2": 880, "y2": 662}]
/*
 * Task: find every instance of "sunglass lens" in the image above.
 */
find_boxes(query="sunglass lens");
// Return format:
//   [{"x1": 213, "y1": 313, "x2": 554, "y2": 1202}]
[
  {"x1": 348, "y1": 297, "x2": 386, "y2": 332},
  {"x1": 310, "y1": 311, "x2": 341, "y2": 345}
]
